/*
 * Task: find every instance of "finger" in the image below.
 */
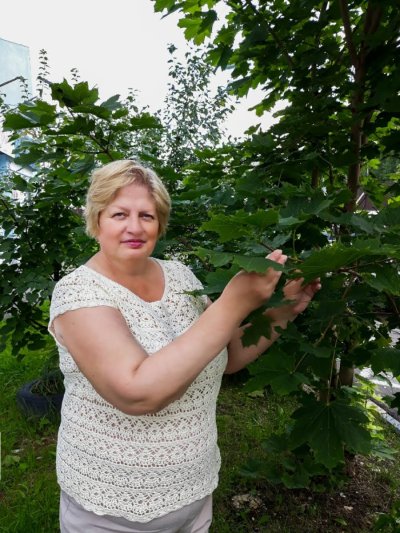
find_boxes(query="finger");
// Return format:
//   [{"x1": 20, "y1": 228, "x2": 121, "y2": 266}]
[
  {"x1": 266, "y1": 250, "x2": 287, "y2": 274},
  {"x1": 308, "y1": 279, "x2": 322, "y2": 289},
  {"x1": 284, "y1": 276, "x2": 304, "y2": 288},
  {"x1": 266, "y1": 249, "x2": 282, "y2": 261}
]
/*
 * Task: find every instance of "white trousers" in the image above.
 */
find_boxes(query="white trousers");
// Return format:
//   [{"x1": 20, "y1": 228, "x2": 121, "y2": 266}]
[{"x1": 60, "y1": 491, "x2": 213, "y2": 533}]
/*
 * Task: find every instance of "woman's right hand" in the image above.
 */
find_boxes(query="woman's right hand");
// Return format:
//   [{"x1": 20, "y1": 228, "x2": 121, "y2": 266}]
[{"x1": 221, "y1": 249, "x2": 287, "y2": 318}]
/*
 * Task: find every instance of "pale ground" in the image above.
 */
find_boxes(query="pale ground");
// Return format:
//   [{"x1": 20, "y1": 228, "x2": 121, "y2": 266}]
[
  {"x1": 357, "y1": 328, "x2": 400, "y2": 398},
  {"x1": 356, "y1": 329, "x2": 400, "y2": 432}
]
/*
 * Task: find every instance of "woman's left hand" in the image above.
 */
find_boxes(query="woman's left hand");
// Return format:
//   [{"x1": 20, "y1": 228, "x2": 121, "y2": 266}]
[
  {"x1": 226, "y1": 276, "x2": 321, "y2": 374},
  {"x1": 267, "y1": 277, "x2": 321, "y2": 324},
  {"x1": 283, "y1": 277, "x2": 321, "y2": 318}
]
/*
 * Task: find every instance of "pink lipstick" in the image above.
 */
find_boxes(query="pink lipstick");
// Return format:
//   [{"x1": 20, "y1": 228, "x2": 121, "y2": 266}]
[{"x1": 122, "y1": 240, "x2": 145, "y2": 249}]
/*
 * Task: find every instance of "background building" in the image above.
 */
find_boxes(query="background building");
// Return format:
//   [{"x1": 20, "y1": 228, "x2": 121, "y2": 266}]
[
  {"x1": 0, "y1": 37, "x2": 33, "y2": 180},
  {"x1": 0, "y1": 37, "x2": 32, "y2": 106}
]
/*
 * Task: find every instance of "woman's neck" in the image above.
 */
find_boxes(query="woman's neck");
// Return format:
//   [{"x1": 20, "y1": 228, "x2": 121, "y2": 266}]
[
  {"x1": 86, "y1": 252, "x2": 164, "y2": 302},
  {"x1": 86, "y1": 252, "x2": 152, "y2": 279}
]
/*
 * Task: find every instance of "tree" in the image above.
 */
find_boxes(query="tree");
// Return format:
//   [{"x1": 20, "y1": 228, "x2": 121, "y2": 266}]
[
  {"x1": 0, "y1": 44, "x2": 232, "y2": 357},
  {"x1": 152, "y1": 0, "x2": 400, "y2": 484},
  {"x1": 159, "y1": 44, "x2": 233, "y2": 170}
]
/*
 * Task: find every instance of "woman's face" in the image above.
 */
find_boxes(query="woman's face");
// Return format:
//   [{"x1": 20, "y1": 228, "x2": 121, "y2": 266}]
[{"x1": 97, "y1": 182, "x2": 160, "y2": 264}]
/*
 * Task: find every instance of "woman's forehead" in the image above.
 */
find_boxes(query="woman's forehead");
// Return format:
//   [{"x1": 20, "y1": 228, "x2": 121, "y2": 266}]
[{"x1": 109, "y1": 183, "x2": 156, "y2": 207}]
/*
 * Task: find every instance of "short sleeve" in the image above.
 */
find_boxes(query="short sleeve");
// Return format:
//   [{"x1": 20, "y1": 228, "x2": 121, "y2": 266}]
[{"x1": 48, "y1": 268, "x2": 118, "y2": 338}]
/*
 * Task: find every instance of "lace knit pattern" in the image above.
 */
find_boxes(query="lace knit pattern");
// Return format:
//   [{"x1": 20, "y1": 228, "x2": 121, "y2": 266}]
[{"x1": 49, "y1": 259, "x2": 228, "y2": 522}]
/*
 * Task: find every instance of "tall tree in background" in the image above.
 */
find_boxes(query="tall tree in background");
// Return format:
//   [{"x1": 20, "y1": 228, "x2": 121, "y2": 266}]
[
  {"x1": 153, "y1": 0, "x2": 400, "y2": 485},
  {"x1": 160, "y1": 44, "x2": 233, "y2": 170}
]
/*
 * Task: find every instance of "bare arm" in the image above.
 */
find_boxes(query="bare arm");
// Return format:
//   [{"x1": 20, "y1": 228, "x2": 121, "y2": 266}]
[
  {"x1": 53, "y1": 251, "x2": 287, "y2": 415},
  {"x1": 225, "y1": 277, "x2": 321, "y2": 374}
]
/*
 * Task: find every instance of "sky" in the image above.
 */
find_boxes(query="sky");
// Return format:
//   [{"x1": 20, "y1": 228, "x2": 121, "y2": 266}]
[{"x1": 0, "y1": 0, "x2": 274, "y2": 138}]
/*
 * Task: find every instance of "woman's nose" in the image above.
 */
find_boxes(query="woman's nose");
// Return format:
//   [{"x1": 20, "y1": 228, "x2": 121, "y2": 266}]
[{"x1": 126, "y1": 216, "x2": 143, "y2": 233}]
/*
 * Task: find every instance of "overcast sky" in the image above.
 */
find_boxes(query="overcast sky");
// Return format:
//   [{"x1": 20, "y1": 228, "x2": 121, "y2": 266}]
[{"x1": 0, "y1": 0, "x2": 274, "y2": 138}]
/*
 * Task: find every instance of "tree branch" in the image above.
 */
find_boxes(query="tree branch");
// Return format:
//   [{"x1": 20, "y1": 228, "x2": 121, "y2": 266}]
[
  {"x1": 244, "y1": 0, "x2": 296, "y2": 69},
  {"x1": 0, "y1": 76, "x2": 24, "y2": 89},
  {"x1": 364, "y1": 1, "x2": 383, "y2": 36},
  {"x1": 338, "y1": 0, "x2": 359, "y2": 69}
]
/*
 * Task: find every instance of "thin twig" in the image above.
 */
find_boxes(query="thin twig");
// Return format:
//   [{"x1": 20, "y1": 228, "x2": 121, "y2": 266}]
[
  {"x1": 0, "y1": 76, "x2": 24, "y2": 88},
  {"x1": 338, "y1": 0, "x2": 359, "y2": 68}
]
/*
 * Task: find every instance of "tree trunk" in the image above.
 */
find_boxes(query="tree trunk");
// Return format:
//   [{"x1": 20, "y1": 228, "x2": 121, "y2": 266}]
[
  {"x1": 339, "y1": 365, "x2": 354, "y2": 387},
  {"x1": 341, "y1": 1, "x2": 383, "y2": 212}
]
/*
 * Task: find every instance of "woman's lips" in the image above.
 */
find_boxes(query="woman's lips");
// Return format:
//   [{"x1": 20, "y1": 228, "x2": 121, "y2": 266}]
[{"x1": 122, "y1": 240, "x2": 145, "y2": 248}]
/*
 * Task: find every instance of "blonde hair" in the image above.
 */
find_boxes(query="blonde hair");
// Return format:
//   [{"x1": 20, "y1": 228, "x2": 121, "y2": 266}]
[{"x1": 85, "y1": 160, "x2": 171, "y2": 238}]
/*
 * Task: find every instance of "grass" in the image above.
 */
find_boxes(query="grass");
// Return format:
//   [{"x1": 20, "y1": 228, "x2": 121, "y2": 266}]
[
  {"x1": 1, "y1": 349, "x2": 400, "y2": 532},
  {"x1": 0, "y1": 347, "x2": 60, "y2": 533}
]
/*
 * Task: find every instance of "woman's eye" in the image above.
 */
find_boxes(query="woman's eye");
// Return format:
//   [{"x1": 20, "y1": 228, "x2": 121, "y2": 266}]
[
  {"x1": 112, "y1": 212, "x2": 126, "y2": 219},
  {"x1": 141, "y1": 213, "x2": 155, "y2": 220}
]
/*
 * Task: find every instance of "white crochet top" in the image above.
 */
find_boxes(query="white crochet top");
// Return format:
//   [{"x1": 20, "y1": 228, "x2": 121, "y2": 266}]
[{"x1": 49, "y1": 259, "x2": 228, "y2": 522}]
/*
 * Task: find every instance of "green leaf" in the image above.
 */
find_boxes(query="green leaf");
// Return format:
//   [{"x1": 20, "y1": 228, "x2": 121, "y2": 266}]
[
  {"x1": 204, "y1": 267, "x2": 238, "y2": 294},
  {"x1": 51, "y1": 80, "x2": 99, "y2": 108},
  {"x1": 101, "y1": 94, "x2": 121, "y2": 111},
  {"x1": 4, "y1": 100, "x2": 57, "y2": 130},
  {"x1": 290, "y1": 395, "x2": 371, "y2": 468},
  {"x1": 331, "y1": 401, "x2": 371, "y2": 454},
  {"x1": 373, "y1": 205, "x2": 400, "y2": 229},
  {"x1": 3, "y1": 112, "x2": 36, "y2": 129},
  {"x1": 201, "y1": 209, "x2": 279, "y2": 242},
  {"x1": 242, "y1": 309, "x2": 273, "y2": 347},
  {"x1": 291, "y1": 399, "x2": 344, "y2": 469},
  {"x1": 11, "y1": 175, "x2": 29, "y2": 192},
  {"x1": 299, "y1": 343, "x2": 331, "y2": 358},
  {"x1": 233, "y1": 255, "x2": 285, "y2": 273},
  {"x1": 130, "y1": 114, "x2": 162, "y2": 129},
  {"x1": 247, "y1": 209, "x2": 279, "y2": 227},
  {"x1": 278, "y1": 216, "x2": 301, "y2": 227},
  {"x1": 245, "y1": 346, "x2": 307, "y2": 394},
  {"x1": 153, "y1": 0, "x2": 176, "y2": 11},
  {"x1": 298, "y1": 240, "x2": 400, "y2": 283},
  {"x1": 228, "y1": 76, "x2": 253, "y2": 97},
  {"x1": 269, "y1": 372, "x2": 308, "y2": 395},
  {"x1": 248, "y1": 346, "x2": 294, "y2": 375},
  {"x1": 201, "y1": 215, "x2": 250, "y2": 242},
  {"x1": 298, "y1": 245, "x2": 360, "y2": 282},
  {"x1": 70, "y1": 156, "x2": 95, "y2": 175},
  {"x1": 178, "y1": 12, "x2": 216, "y2": 44},
  {"x1": 195, "y1": 247, "x2": 233, "y2": 267},
  {"x1": 371, "y1": 347, "x2": 400, "y2": 376},
  {"x1": 57, "y1": 116, "x2": 96, "y2": 135},
  {"x1": 197, "y1": 9, "x2": 217, "y2": 35},
  {"x1": 208, "y1": 44, "x2": 233, "y2": 70},
  {"x1": 347, "y1": 214, "x2": 377, "y2": 234},
  {"x1": 363, "y1": 265, "x2": 400, "y2": 296},
  {"x1": 281, "y1": 467, "x2": 311, "y2": 489},
  {"x1": 70, "y1": 104, "x2": 111, "y2": 119}
]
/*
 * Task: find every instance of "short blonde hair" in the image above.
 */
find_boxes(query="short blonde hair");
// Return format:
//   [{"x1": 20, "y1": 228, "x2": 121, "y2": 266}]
[{"x1": 85, "y1": 160, "x2": 171, "y2": 238}]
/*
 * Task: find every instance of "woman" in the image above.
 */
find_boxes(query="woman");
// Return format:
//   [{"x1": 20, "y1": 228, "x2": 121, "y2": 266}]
[{"x1": 49, "y1": 160, "x2": 320, "y2": 532}]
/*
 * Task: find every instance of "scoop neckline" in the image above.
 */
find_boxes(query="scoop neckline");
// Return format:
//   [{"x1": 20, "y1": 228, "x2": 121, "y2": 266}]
[{"x1": 80, "y1": 258, "x2": 168, "y2": 305}]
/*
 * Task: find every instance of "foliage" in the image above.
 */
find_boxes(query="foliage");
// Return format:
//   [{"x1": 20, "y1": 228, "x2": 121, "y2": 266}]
[
  {"x1": 0, "y1": 46, "x2": 231, "y2": 358},
  {"x1": 158, "y1": 44, "x2": 233, "y2": 170},
  {"x1": 0, "y1": 78, "x2": 161, "y2": 355},
  {"x1": 153, "y1": 0, "x2": 400, "y2": 484},
  {"x1": 374, "y1": 499, "x2": 400, "y2": 532}
]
